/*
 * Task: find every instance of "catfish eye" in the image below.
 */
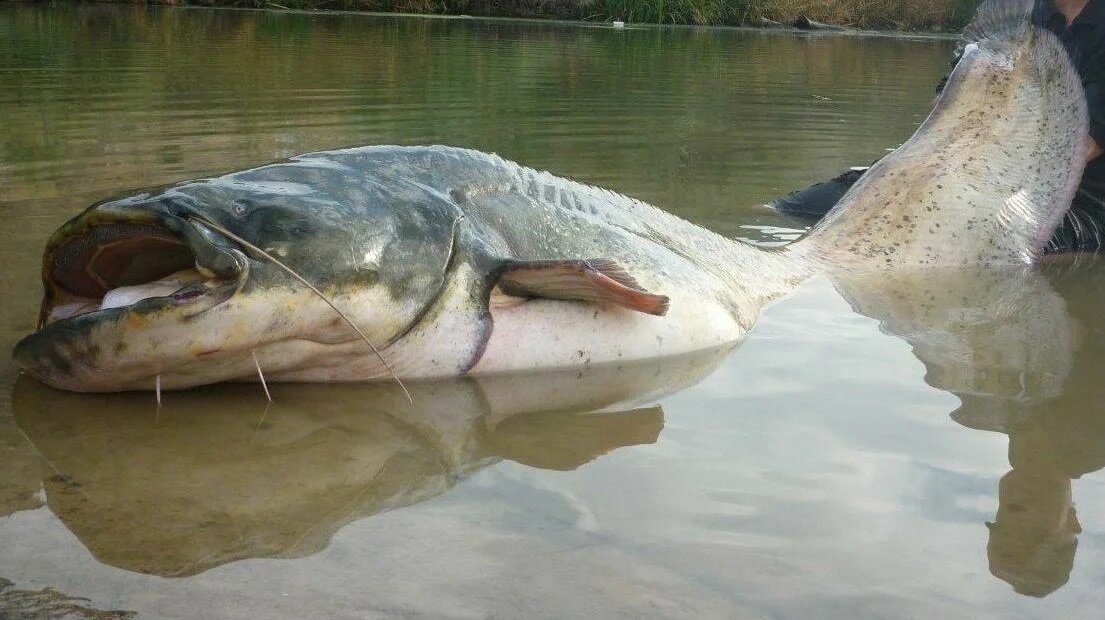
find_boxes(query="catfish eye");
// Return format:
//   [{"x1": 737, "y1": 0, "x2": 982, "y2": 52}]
[{"x1": 231, "y1": 201, "x2": 248, "y2": 217}]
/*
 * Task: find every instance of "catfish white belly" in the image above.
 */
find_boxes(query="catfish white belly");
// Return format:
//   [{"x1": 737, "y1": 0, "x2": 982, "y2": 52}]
[{"x1": 474, "y1": 292, "x2": 747, "y2": 375}]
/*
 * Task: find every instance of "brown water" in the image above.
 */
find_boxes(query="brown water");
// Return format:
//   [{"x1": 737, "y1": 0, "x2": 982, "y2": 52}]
[{"x1": 3, "y1": 4, "x2": 1105, "y2": 619}]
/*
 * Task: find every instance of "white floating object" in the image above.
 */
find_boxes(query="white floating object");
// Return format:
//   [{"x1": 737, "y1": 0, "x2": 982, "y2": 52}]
[{"x1": 612, "y1": 21, "x2": 625, "y2": 28}]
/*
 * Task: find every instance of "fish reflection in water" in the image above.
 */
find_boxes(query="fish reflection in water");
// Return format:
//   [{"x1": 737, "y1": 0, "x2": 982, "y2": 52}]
[
  {"x1": 4, "y1": 347, "x2": 729, "y2": 577},
  {"x1": 0, "y1": 577, "x2": 135, "y2": 620},
  {"x1": 7, "y1": 261, "x2": 1105, "y2": 596},
  {"x1": 832, "y1": 256, "x2": 1105, "y2": 598}
]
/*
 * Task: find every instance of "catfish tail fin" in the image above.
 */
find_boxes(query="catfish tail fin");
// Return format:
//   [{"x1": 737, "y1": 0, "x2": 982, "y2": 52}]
[
  {"x1": 800, "y1": 0, "x2": 1087, "y2": 269},
  {"x1": 962, "y1": 0, "x2": 1035, "y2": 42}
]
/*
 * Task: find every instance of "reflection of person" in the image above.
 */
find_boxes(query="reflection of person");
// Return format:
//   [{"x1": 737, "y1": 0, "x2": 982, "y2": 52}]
[
  {"x1": 772, "y1": 0, "x2": 1105, "y2": 252},
  {"x1": 963, "y1": 261, "x2": 1105, "y2": 597},
  {"x1": 971, "y1": 260, "x2": 1105, "y2": 594},
  {"x1": 830, "y1": 257, "x2": 1105, "y2": 598},
  {"x1": 986, "y1": 425, "x2": 1082, "y2": 598}
]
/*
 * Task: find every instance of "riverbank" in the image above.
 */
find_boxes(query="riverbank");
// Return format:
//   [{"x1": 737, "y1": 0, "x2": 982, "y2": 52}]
[{"x1": 88, "y1": 0, "x2": 982, "y2": 32}]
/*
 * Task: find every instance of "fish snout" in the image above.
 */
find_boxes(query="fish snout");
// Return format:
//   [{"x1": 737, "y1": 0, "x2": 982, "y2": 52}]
[{"x1": 12, "y1": 326, "x2": 106, "y2": 392}]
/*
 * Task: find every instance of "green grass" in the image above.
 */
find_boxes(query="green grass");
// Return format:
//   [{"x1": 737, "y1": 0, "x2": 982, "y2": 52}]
[
  {"x1": 597, "y1": 0, "x2": 750, "y2": 25},
  {"x1": 595, "y1": 0, "x2": 983, "y2": 30},
  {"x1": 109, "y1": 0, "x2": 984, "y2": 31}
]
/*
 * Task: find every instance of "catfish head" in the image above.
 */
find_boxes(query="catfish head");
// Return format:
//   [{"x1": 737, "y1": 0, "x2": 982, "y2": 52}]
[{"x1": 12, "y1": 154, "x2": 461, "y2": 392}]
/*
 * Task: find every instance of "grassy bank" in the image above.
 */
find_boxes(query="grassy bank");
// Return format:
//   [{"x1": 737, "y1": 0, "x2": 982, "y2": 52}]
[
  {"x1": 106, "y1": 0, "x2": 983, "y2": 31},
  {"x1": 597, "y1": 0, "x2": 980, "y2": 31}
]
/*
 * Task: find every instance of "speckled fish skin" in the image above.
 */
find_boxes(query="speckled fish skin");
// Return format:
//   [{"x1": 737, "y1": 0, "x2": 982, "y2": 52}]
[{"x1": 803, "y1": 0, "x2": 1087, "y2": 269}]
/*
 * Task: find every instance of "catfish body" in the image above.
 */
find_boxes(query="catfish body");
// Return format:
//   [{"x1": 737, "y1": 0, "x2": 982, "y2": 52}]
[{"x1": 10, "y1": 0, "x2": 1089, "y2": 392}]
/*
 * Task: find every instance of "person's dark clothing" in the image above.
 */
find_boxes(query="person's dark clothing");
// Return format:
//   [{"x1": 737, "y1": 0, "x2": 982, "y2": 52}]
[
  {"x1": 1038, "y1": 0, "x2": 1105, "y2": 251},
  {"x1": 770, "y1": 0, "x2": 1105, "y2": 253}
]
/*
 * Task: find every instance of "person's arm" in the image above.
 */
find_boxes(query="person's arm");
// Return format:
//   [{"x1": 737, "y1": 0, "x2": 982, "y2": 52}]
[{"x1": 1085, "y1": 56, "x2": 1104, "y2": 163}]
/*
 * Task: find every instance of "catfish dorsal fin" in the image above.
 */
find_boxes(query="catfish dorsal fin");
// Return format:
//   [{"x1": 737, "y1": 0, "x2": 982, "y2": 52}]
[{"x1": 497, "y1": 259, "x2": 670, "y2": 316}]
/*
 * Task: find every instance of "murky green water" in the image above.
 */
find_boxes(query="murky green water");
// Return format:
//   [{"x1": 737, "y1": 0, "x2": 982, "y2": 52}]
[{"x1": 3, "y1": 4, "x2": 1104, "y2": 619}]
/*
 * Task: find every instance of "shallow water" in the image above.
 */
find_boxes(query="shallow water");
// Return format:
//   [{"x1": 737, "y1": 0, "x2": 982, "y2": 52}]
[{"x1": 2, "y1": 4, "x2": 1104, "y2": 619}]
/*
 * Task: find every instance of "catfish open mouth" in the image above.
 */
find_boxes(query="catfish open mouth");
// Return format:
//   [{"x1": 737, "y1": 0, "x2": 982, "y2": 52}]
[{"x1": 34, "y1": 215, "x2": 248, "y2": 331}]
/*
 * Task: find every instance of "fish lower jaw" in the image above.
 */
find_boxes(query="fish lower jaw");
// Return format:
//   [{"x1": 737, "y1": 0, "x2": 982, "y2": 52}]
[{"x1": 42, "y1": 268, "x2": 234, "y2": 329}]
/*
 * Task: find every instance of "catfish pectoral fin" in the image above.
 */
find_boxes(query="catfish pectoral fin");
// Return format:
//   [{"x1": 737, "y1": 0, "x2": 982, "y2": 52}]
[{"x1": 497, "y1": 259, "x2": 670, "y2": 317}]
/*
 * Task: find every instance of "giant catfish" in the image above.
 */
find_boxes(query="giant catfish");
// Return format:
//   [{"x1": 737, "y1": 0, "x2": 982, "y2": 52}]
[{"x1": 12, "y1": 0, "x2": 1088, "y2": 392}]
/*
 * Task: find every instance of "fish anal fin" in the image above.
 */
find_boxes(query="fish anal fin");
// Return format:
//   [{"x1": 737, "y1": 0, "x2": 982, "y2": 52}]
[{"x1": 498, "y1": 259, "x2": 670, "y2": 316}]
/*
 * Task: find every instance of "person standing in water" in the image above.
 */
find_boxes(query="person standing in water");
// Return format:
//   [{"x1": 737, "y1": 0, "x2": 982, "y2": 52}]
[{"x1": 771, "y1": 0, "x2": 1105, "y2": 252}]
